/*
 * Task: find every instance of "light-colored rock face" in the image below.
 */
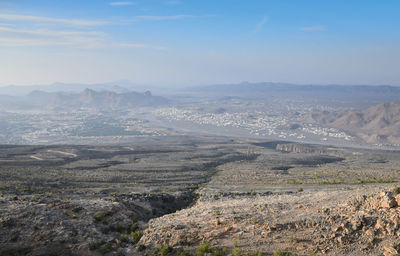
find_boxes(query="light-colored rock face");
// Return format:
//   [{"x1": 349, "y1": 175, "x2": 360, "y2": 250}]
[{"x1": 140, "y1": 186, "x2": 400, "y2": 255}]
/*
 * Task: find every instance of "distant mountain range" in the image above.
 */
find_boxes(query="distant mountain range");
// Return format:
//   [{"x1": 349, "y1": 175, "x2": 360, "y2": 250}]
[
  {"x1": 188, "y1": 82, "x2": 400, "y2": 108},
  {"x1": 191, "y1": 82, "x2": 400, "y2": 96},
  {"x1": 0, "y1": 80, "x2": 160, "y2": 96},
  {"x1": 305, "y1": 102, "x2": 400, "y2": 144},
  {"x1": 2, "y1": 81, "x2": 400, "y2": 108},
  {"x1": 1, "y1": 88, "x2": 168, "y2": 110}
]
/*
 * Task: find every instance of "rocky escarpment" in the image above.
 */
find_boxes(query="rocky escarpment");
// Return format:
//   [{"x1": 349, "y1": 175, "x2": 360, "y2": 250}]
[
  {"x1": 276, "y1": 143, "x2": 327, "y2": 154},
  {"x1": 139, "y1": 186, "x2": 400, "y2": 255},
  {"x1": 322, "y1": 189, "x2": 400, "y2": 256}
]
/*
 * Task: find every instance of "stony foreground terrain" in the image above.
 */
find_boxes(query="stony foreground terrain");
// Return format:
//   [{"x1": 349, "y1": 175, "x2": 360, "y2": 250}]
[
  {"x1": 1, "y1": 136, "x2": 400, "y2": 255},
  {"x1": 141, "y1": 186, "x2": 400, "y2": 255}
]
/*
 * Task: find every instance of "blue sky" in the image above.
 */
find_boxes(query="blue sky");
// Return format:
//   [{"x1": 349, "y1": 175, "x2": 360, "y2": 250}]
[{"x1": 0, "y1": 0, "x2": 399, "y2": 86}]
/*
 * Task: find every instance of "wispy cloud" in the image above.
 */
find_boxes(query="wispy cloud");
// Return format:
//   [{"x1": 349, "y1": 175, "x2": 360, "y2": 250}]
[
  {"x1": 0, "y1": 26, "x2": 165, "y2": 50},
  {"x1": 253, "y1": 15, "x2": 268, "y2": 34},
  {"x1": 109, "y1": 2, "x2": 134, "y2": 6},
  {"x1": 0, "y1": 26, "x2": 105, "y2": 47},
  {"x1": 136, "y1": 15, "x2": 194, "y2": 21},
  {"x1": 300, "y1": 25, "x2": 326, "y2": 32},
  {"x1": 0, "y1": 13, "x2": 108, "y2": 27},
  {"x1": 0, "y1": 26, "x2": 104, "y2": 37},
  {"x1": 0, "y1": 12, "x2": 171, "y2": 50}
]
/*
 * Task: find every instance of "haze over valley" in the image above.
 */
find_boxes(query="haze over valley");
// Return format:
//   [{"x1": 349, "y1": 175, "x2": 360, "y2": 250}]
[
  {"x1": 0, "y1": 82, "x2": 399, "y2": 148},
  {"x1": 1, "y1": 1, "x2": 400, "y2": 256}
]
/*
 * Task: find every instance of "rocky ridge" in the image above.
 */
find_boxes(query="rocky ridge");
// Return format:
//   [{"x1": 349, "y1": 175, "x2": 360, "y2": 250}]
[{"x1": 140, "y1": 186, "x2": 400, "y2": 255}]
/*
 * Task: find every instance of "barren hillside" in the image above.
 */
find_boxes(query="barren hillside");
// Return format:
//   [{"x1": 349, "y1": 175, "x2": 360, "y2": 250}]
[{"x1": 305, "y1": 102, "x2": 400, "y2": 144}]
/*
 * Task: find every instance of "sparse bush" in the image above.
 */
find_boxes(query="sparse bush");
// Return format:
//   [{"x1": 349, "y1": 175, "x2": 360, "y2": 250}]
[
  {"x1": 20, "y1": 187, "x2": 33, "y2": 194},
  {"x1": 213, "y1": 247, "x2": 227, "y2": 256},
  {"x1": 177, "y1": 250, "x2": 192, "y2": 256},
  {"x1": 231, "y1": 248, "x2": 243, "y2": 256},
  {"x1": 0, "y1": 245, "x2": 33, "y2": 256},
  {"x1": 72, "y1": 206, "x2": 82, "y2": 213},
  {"x1": 130, "y1": 231, "x2": 142, "y2": 244},
  {"x1": 115, "y1": 224, "x2": 125, "y2": 233},
  {"x1": 88, "y1": 240, "x2": 104, "y2": 250},
  {"x1": 152, "y1": 245, "x2": 173, "y2": 256},
  {"x1": 159, "y1": 245, "x2": 173, "y2": 256},
  {"x1": 128, "y1": 222, "x2": 139, "y2": 232},
  {"x1": 99, "y1": 243, "x2": 113, "y2": 254},
  {"x1": 120, "y1": 234, "x2": 129, "y2": 243},
  {"x1": 196, "y1": 242, "x2": 212, "y2": 256},
  {"x1": 287, "y1": 180, "x2": 303, "y2": 185},
  {"x1": 100, "y1": 225, "x2": 111, "y2": 234},
  {"x1": 40, "y1": 242, "x2": 76, "y2": 256},
  {"x1": 136, "y1": 243, "x2": 146, "y2": 251},
  {"x1": 273, "y1": 250, "x2": 298, "y2": 256}
]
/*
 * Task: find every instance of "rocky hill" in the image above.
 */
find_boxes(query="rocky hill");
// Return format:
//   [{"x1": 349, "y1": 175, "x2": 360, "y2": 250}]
[
  {"x1": 24, "y1": 88, "x2": 169, "y2": 110},
  {"x1": 74, "y1": 88, "x2": 168, "y2": 109},
  {"x1": 305, "y1": 102, "x2": 400, "y2": 144}
]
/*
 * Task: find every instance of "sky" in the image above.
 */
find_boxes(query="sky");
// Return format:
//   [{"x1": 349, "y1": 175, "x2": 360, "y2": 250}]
[{"x1": 0, "y1": 0, "x2": 399, "y2": 87}]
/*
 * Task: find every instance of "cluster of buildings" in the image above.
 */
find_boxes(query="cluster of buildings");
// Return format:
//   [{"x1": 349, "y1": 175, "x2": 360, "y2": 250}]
[
  {"x1": 154, "y1": 107, "x2": 353, "y2": 142},
  {"x1": 1, "y1": 110, "x2": 167, "y2": 144}
]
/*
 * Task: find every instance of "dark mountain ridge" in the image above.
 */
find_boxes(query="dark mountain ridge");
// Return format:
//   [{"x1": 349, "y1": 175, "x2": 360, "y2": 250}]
[{"x1": 187, "y1": 82, "x2": 400, "y2": 107}]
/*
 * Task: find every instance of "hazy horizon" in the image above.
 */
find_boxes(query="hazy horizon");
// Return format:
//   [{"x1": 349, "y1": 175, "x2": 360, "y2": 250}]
[
  {"x1": 1, "y1": 0, "x2": 399, "y2": 87},
  {"x1": 1, "y1": 80, "x2": 400, "y2": 90}
]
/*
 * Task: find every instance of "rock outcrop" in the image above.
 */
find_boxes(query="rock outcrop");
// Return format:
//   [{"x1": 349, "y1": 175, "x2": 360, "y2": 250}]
[
  {"x1": 276, "y1": 143, "x2": 326, "y2": 154},
  {"x1": 140, "y1": 187, "x2": 400, "y2": 255}
]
